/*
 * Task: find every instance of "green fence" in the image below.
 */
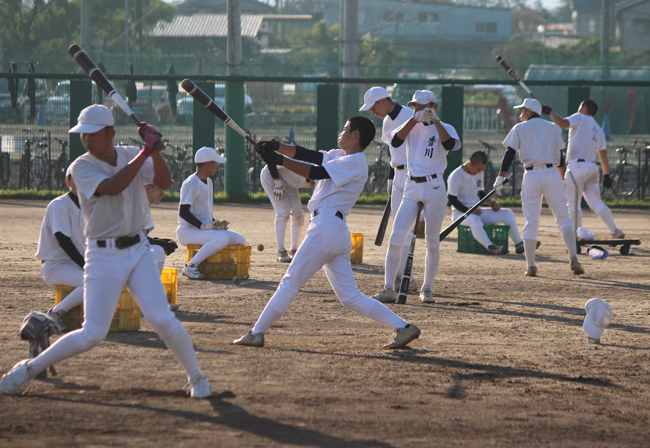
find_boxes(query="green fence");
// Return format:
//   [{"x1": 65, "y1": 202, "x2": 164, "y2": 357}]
[{"x1": 1, "y1": 74, "x2": 649, "y2": 200}]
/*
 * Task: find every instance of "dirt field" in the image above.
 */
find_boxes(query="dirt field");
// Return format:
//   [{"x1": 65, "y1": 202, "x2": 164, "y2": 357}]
[{"x1": 1, "y1": 199, "x2": 649, "y2": 448}]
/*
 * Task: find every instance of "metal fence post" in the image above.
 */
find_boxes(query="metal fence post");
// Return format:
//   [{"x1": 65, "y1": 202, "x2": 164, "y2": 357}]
[
  {"x1": 192, "y1": 81, "x2": 215, "y2": 177},
  {"x1": 69, "y1": 80, "x2": 93, "y2": 161},
  {"x1": 317, "y1": 84, "x2": 339, "y2": 151},
  {"x1": 441, "y1": 85, "x2": 464, "y2": 182},
  {"x1": 225, "y1": 80, "x2": 246, "y2": 196}
]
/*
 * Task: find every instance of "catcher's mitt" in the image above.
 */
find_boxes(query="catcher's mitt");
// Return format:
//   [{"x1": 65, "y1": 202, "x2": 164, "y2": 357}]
[{"x1": 20, "y1": 312, "x2": 60, "y2": 378}]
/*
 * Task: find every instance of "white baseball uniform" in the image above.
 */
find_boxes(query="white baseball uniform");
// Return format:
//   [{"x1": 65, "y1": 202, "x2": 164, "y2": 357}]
[
  {"x1": 35, "y1": 192, "x2": 85, "y2": 313},
  {"x1": 502, "y1": 117, "x2": 578, "y2": 266},
  {"x1": 176, "y1": 173, "x2": 246, "y2": 266},
  {"x1": 25, "y1": 146, "x2": 204, "y2": 384},
  {"x1": 250, "y1": 149, "x2": 409, "y2": 336},
  {"x1": 260, "y1": 164, "x2": 310, "y2": 252},
  {"x1": 384, "y1": 120, "x2": 461, "y2": 290},
  {"x1": 447, "y1": 165, "x2": 522, "y2": 249},
  {"x1": 564, "y1": 113, "x2": 619, "y2": 233}
]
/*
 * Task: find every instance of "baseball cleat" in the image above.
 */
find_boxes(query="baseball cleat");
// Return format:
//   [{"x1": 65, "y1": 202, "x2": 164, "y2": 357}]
[
  {"x1": 383, "y1": 323, "x2": 420, "y2": 349},
  {"x1": 182, "y1": 263, "x2": 206, "y2": 280},
  {"x1": 233, "y1": 330, "x2": 264, "y2": 347},
  {"x1": 1, "y1": 360, "x2": 34, "y2": 395},
  {"x1": 611, "y1": 229, "x2": 625, "y2": 239},
  {"x1": 515, "y1": 241, "x2": 541, "y2": 255},
  {"x1": 570, "y1": 258, "x2": 585, "y2": 275},
  {"x1": 276, "y1": 250, "x2": 292, "y2": 263},
  {"x1": 289, "y1": 249, "x2": 297, "y2": 257},
  {"x1": 372, "y1": 286, "x2": 398, "y2": 303},
  {"x1": 47, "y1": 309, "x2": 69, "y2": 333},
  {"x1": 525, "y1": 265, "x2": 537, "y2": 277},
  {"x1": 419, "y1": 287, "x2": 435, "y2": 304},
  {"x1": 395, "y1": 276, "x2": 419, "y2": 293},
  {"x1": 170, "y1": 304, "x2": 180, "y2": 311},
  {"x1": 186, "y1": 375, "x2": 212, "y2": 398},
  {"x1": 488, "y1": 244, "x2": 503, "y2": 255}
]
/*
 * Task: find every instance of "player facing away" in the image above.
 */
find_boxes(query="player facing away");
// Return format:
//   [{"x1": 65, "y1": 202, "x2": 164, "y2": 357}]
[
  {"x1": 233, "y1": 116, "x2": 420, "y2": 349},
  {"x1": 35, "y1": 166, "x2": 86, "y2": 332},
  {"x1": 373, "y1": 90, "x2": 461, "y2": 304},
  {"x1": 494, "y1": 98, "x2": 584, "y2": 277},
  {"x1": 0, "y1": 105, "x2": 211, "y2": 398},
  {"x1": 447, "y1": 150, "x2": 525, "y2": 255},
  {"x1": 360, "y1": 86, "x2": 418, "y2": 291},
  {"x1": 177, "y1": 147, "x2": 246, "y2": 280},
  {"x1": 543, "y1": 99, "x2": 625, "y2": 239},
  {"x1": 259, "y1": 163, "x2": 311, "y2": 263}
]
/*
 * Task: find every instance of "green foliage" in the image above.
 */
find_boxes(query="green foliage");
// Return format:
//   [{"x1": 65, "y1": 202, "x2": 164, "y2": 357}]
[
  {"x1": 288, "y1": 20, "x2": 340, "y2": 75},
  {"x1": 359, "y1": 39, "x2": 406, "y2": 78}
]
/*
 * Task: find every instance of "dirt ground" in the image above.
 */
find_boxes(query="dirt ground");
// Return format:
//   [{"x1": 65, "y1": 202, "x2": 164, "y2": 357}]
[{"x1": 1, "y1": 199, "x2": 649, "y2": 448}]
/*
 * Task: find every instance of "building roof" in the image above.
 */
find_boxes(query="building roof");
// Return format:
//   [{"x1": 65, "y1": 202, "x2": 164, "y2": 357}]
[
  {"x1": 617, "y1": 0, "x2": 650, "y2": 12},
  {"x1": 178, "y1": 0, "x2": 276, "y2": 15},
  {"x1": 149, "y1": 14, "x2": 263, "y2": 38}
]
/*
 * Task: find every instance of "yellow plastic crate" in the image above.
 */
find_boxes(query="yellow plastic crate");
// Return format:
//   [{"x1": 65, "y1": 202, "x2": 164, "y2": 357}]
[
  {"x1": 186, "y1": 244, "x2": 252, "y2": 279},
  {"x1": 54, "y1": 285, "x2": 140, "y2": 332},
  {"x1": 161, "y1": 268, "x2": 178, "y2": 306},
  {"x1": 350, "y1": 233, "x2": 364, "y2": 264}
]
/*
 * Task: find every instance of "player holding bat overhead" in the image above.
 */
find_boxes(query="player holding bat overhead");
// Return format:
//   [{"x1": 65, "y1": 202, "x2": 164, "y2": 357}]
[
  {"x1": 1, "y1": 105, "x2": 211, "y2": 397},
  {"x1": 233, "y1": 116, "x2": 420, "y2": 350},
  {"x1": 372, "y1": 90, "x2": 461, "y2": 305},
  {"x1": 176, "y1": 147, "x2": 246, "y2": 280},
  {"x1": 494, "y1": 98, "x2": 584, "y2": 277},
  {"x1": 360, "y1": 86, "x2": 417, "y2": 290}
]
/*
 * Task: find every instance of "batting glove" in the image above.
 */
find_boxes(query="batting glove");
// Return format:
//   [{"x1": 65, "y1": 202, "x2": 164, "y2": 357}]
[
  {"x1": 138, "y1": 122, "x2": 163, "y2": 156},
  {"x1": 257, "y1": 140, "x2": 280, "y2": 153},
  {"x1": 490, "y1": 202, "x2": 501, "y2": 212},
  {"x1": 414, "y1": 108, "x2": 438, "y2": 124},
  {"x1": 261, "y1": 150, "x2": 284, "y2": 167},
  {"x1": 603, "y1": 174, "x2": 612, "y2": 190},
  {"x1": 387, "y1": 179, "x2": 393, "y2": 195},
  {"x1": 273, "y1": 179, "x2": 284, "y2": 200},
  {"x1": 541, "y1": 105, "x2": 553, "y2": 115},
  {"x1": 493, "y1": 176, "x2": 505, "y2": 193}
]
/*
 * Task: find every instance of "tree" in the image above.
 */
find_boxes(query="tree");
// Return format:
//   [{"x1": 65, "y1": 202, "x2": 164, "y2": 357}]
[{"x1": 287, "y1": 20, "x2": 340, "y2": 74}]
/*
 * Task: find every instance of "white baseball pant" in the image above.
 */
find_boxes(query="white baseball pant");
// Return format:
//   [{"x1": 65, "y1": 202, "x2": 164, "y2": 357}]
[
  {"x1": 251, "y1": 209, "x2": 407, "y2": 335},
  {"x1": 41, "y1": 260, "x2": 84, "y2": 314},
  {"x1": 177, "y1": 226, "x2": 246, "y2": 266},
  {"x1": 565, "y1": 161, "x2": 617, "y2": 232},
  {"x1": 390, "y1": 168, "x2": 416, "y2": 281},
  {"x1": 26, "y1": 236, "x2": 203, "y2": 382},
  {"x1": 451, "y1": 208, "x2": 522, "y2": 250},
  {"x1": 151, "y1": 245, "x2": 166, "y2": 275},
  {"x1": 260, "y1": 168, "x2": 305, "y2": 252}
]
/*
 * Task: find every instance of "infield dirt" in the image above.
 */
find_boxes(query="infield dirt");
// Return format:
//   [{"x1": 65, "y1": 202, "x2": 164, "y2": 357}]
[{"x1": 1, "y1": 200, "x2": 649, "y2": 447}]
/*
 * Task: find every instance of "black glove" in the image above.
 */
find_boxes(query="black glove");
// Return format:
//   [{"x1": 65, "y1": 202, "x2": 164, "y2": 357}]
[
  {"x1": 603, "y1": 174, "x2": 612, "y2": 191},
  {"x1": 257, "y1": 140, "x2": 280, "y2": 153},
  {"x1": 148, "y1": 237, "x2": 178, "y2": 255},
  {"x1": 260, "y1": 149, "x2": 284, "y2": 166},
  {"x1": 541, "y1": 105, "x2": 553, "y2": 115}
]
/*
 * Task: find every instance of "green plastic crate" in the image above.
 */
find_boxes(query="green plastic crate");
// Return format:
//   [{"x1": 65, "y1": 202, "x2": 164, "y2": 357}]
[{"x1": 457, "y1": 224, "x2": 510, "y2": 254}]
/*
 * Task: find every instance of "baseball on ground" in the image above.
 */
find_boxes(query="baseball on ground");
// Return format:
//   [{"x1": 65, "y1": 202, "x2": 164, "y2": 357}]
[
  {"x1": 232, "y1": 276, "x2": 241, "y2": 285},
  {"x1": 257, "y1": 244, "x2": 264, "y2": 251}
]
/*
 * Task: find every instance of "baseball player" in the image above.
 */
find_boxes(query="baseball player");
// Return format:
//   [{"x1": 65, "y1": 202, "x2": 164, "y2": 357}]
[
  {"x1": 494, "y1": 98, "x2": 584, "y2": 277},
  {"x1": 35, "y1": 166, "x2": 85, "y2": 332},
  {"x1": 543, "y1": 99, "x2": 625, "y2": 239},
  {"x1": 373, "y1": 90, "x2": 461, "y2": 304},
  {"x1": 177, "y1": 147, "x2": 246, "y2": 280},
  {"x1": 232, "y1": 116, "x2": 420, "y2": 349},
  {"x1": 260, "y1": 163, "x2": 310, "y2": 263},
  {"x1": 447, "y1": 150, "x2": 525, "y2": 255},
  {"x1": 360, "y1": 86, "x2": 418, "y2": 290},
  {"x1": 144, "y1": 183, "x2": 178, "y2": 276},
  {"x1": 1, "y1": 105, "x2": 211, "y2": 398}
]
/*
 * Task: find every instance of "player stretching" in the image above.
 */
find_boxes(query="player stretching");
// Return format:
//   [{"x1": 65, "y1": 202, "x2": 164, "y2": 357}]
[
  {"x1": 360, "y1": 86, "x2": 417, "y2": 291},
  {"x1": 543, "y1": 99, "x2": 625, "y2": 239},
  {"x1": 1, "y1": 105, "x2": 211, "y2": 398},
  {"x1": 233, "y1": 116, "x2": 420, "y2": 349},
  {"x1": 494, "y1": 98, "x2": 584, "y2": 277},
  {"x1": 372, "y1": 90, "x2": 461, "y2": 304}
]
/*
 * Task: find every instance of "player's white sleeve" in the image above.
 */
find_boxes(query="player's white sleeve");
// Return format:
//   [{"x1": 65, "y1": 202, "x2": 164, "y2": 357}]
[{"x1": 502, "y1": 126, "x2": 520, "y2": 150}]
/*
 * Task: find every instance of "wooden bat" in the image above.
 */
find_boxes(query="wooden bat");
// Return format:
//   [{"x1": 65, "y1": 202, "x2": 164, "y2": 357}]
[
  {"x1": 374, "y1": 195, "x2": 391, "y2": 246},
  {"x1": 68, "y1": 45, "x2": 164, "y2": 151},
  {"x1": 495, "y1": 55, "x2": 536, "y2": 99},
  {"x1": 440, "y1": 178, "x2": 509, "y2": 241},
  {"x1": 181, "y1": 78, "x2": 280, "y2": 178},
  {"x1": 397, "y1": 201, "x2": 424, "y2": 304}
]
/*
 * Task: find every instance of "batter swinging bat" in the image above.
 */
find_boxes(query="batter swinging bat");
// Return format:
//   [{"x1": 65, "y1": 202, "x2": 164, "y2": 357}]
[
  {"x1": 181, "y1": 78, "x2": 280, "y2": 178},
  {"x1": 495, "y1": 55, "x2": 536, "y2": 99},
  {"x1": 440, "y1": 178, "x2": 509, "y2": 241},
  {"x1": 397, "y1": 201, "x2": 424, "y2": 304},
  {"x1": 374, "y1": 195, "x2": 391, "y2": 246}
]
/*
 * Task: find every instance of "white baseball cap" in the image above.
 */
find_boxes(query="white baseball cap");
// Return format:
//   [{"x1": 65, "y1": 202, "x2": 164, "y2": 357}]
[
  {"x1": 69, "y1": 104, "x2": 115, "y2": 134},
  {"x1": 407, "y1": 90, "x2": 437, "y2": 107},
  {"x1": 359, "y1": 86, "x2": 390, "y2": 111},
  {"x1": 195, "y1": 146, "x2": 226, "y2": 164},
  {"x1": 583, "y1": 298, "x2": 612, "y2": 340},
  {"x1": 513, "y1": 98, "x2": 542, "y2": 115},
  {"x1": 587, "y1": 245, "x2": 609, "y2": 260}
]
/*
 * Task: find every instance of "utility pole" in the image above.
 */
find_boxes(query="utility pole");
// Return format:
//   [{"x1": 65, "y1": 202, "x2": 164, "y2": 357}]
[
  {"x1": 340, "y1": 0, "x2": 359, "y2": 128},
  {"x1": 227, "y1": 0, "x2": 242, "y2": 76},
  {"x1": 125, "y1": 0, "x2": 129, "y2": 70},
  {"x1": 601, "y1": 0, "x2": 611, "y2": 80},
  {"x1": 0, "y1": 5, "x2": 3, "y2": 70},
  {"x1": 81, "y1": 0, "x2": 91, "y2": 53},
  {"x1": 135, "y1": 0, "x2": 143, "y2": 53}
]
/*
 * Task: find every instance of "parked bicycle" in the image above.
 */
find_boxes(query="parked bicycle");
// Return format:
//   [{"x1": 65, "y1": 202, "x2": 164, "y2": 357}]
[
  {"x1": 607, "y1": 145, "x2": 638, "y2": 198},
  {"x1": 19, "y1": 129, "x2": 49, "y2": 189},
  {"x1": 51, "y1": 137, "x2": 69, "y2": 190},
  {"x1": 365, "y1": 141, "x2": 390, "y2": 194},
  {"x1": 162, "y1": 141, "x2": 194, "y2": 192}
]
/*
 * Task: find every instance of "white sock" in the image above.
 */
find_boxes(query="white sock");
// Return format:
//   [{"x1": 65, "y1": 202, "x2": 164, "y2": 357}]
[
  {"x1": 561, "y1": 226, "x2": 578, "y2": 259},
  {"x1": 469, "y1": 223, "x2": 493, "y2": 249},
  {"x1": 367, "y1": 301, "x2": 408, "y2": 329},
  {"x1": 251, "y1": 307, "x2": 285, "y2": 335},
  {"x1": 275, "y1": 220, "x2": 287, "y2": 252},
  {"x1": 524, "y1": 239, "x2": 537, "y2": 267},
  {"x1": 384, "y1": 244, "x2": 402, "y2": 288},
  {"x1": 189, "y1": 234, "x2": 229, "y2": 265},
  {"x1": 596, "y1": 207, "x2": 618, "y2": 233},
  {"x1": 52, "y1": 286, "x2": 83, "y2": 313},
  {"x1": 422, "y1": 246, "x2": 440, "y2": 289}
]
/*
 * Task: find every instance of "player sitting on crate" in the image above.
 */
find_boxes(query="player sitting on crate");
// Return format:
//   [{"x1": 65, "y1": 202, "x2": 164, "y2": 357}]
[
  {"x1": 447, "y1": 150, "x2": 528, "y2": 255},
  {"x1": 35, "y1": 166, "x2": 85, "y2": 332},
  {"x1": 176, "y1": 147, "x2": 246, "y2": 280}
]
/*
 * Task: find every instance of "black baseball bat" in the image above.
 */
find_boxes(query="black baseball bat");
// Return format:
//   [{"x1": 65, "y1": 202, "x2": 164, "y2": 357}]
[
  {"x1": 374, "y1": 195, "x2": 391, "y2": 246},
  {"x1": 440, "y1": 178, "x2": 509, "y2": 241},
  {"x1": 181, "y1": 78, "x2": 280, "y2": 178},
  {"x1": 495, "y1": 55, "x2": 536, "y2": 99},
  {"x1": 397, "y1": 201, "x2": 424, "y2": 304}
]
